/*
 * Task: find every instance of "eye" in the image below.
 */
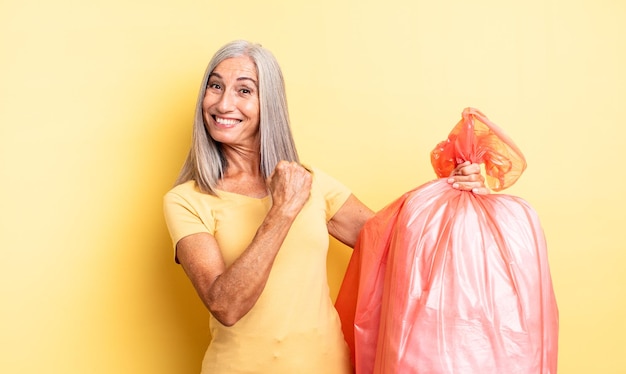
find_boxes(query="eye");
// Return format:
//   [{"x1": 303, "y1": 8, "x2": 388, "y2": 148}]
[
  {"x1": 238, "y1": 84, "x2": 257, "y2": 96},
  {"x1": 207, "y1": 82, "x2": 221, "y2": 90}
]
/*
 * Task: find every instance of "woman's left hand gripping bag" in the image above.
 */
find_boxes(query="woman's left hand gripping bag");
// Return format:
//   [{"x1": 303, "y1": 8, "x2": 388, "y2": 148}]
[{"x1": 335, "y1": 108, "x2": 559, "y2": 374}]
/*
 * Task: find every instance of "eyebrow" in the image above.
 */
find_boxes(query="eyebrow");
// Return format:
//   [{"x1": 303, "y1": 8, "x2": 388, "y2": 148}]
[{"x1": 209, "y1": 72, "x2": 258, "y2": 87}]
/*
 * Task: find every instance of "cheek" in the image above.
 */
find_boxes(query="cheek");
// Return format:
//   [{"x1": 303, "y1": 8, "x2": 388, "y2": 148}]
[
  {"x1": 202, "y1": 89, "x2": 220, "y2": 108},
  {"x1": 201, "y1": 94, "x2": 212, "y2": 111},
  {"x1": 243, "y1": 100, "x2": 260, "y2": 118}
]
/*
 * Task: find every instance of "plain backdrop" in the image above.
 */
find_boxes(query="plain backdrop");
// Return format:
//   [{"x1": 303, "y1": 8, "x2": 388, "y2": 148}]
[{"x1": 1, "y1": 0, "x2": 625, "y2": 372}]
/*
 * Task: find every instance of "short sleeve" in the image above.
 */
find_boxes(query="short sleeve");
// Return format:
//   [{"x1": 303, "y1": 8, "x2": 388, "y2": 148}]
[
  {"x1": 310, "y1": 167, "x2": 352, "y2": 221},
  {"x1": 163, "y1": 184, "x2": 215, "y2": 256}
]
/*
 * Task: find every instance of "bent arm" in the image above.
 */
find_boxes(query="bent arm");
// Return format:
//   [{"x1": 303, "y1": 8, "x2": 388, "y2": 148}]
[
  {"x1": 177, "y1": 161, "x2": 312, "y2": 327},
  {"x1": 176, "y1": 204, "x2": 301, "y2": 327},
  {"x1": 327, "y1": 194, "x2": 374, "y2": 248},
  {"x1": 327, "y1": 162, "x2": 486, "y2": 247}
]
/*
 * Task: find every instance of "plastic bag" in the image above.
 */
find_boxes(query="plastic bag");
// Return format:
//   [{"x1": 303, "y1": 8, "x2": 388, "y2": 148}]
[{"x1": 335, "y1": 108, "x2": 558, "y2": 373}]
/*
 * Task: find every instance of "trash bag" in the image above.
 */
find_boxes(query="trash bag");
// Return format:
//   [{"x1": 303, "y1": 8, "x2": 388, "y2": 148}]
[{"x1": 335, "y1": 108, "x2": 558, "y2": 374}]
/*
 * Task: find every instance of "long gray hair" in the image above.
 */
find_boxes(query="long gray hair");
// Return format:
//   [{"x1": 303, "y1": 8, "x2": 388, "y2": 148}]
[{"x1": 174, "y1": 40, "x2": 299, "y2": 194}]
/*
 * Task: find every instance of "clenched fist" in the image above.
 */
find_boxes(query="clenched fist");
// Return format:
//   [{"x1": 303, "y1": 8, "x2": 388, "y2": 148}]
[{"x1": 267, "y1": 161, "x2": 313, "y2": 218}]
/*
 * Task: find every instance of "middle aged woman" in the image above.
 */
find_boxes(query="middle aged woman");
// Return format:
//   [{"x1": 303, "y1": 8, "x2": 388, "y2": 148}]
[{"x1": 163, "y1": 40, "x2": 487, "y2": 374}]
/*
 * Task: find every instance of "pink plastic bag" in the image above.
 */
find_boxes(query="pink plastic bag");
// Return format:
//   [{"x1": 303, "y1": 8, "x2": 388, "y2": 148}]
[{"x1": 335, "y1": 108, "x2": 558, "y2": 373}]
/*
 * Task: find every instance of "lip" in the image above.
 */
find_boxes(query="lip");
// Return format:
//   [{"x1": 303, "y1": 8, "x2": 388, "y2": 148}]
[{"x1": 212, "y1": 115, "x2": 242, "y2": 128}]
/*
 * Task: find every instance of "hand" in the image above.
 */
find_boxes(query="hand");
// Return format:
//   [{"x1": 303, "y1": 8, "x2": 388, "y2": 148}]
[
  {"x1": 447, "y1": 161, "x2": 489, "y2": 195},
  {"x1": 267, "y1": 161, "x2": 313, "y2": 217}
]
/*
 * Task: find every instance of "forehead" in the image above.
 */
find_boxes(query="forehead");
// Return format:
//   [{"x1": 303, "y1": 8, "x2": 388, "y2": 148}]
[{"x1": 211, "y1": 56, "x2": 258, "y2": 81}]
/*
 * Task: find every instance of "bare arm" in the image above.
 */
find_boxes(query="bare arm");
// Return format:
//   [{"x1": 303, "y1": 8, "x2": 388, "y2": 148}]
[
  {"x1": 176, "y1": 161, "x2": 312, "y2": 326},
  {"x1": 327, "y1": 194, "x2": 374, "y2": 248},
  {"x1": 327, "y1": 162, "x2": 487, "y2": 247},
  {"x1": 177, "y1": 161, "x2": 485, "y2": 326}
]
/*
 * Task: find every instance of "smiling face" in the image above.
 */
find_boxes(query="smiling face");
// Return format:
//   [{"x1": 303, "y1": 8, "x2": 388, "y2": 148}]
[{"x1": 202, "y1": 55, "x2": 260, "y2": 149}]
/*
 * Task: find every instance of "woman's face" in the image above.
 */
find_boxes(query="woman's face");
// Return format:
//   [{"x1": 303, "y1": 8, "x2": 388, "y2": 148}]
[{"x1": 203, "y1": 55, "x2": 260, "y2": 148}]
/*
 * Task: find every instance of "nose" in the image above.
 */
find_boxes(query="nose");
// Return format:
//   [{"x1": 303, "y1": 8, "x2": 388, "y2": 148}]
[{"x1": 216, "y1": 90, "x2": 235, "y2": 113}]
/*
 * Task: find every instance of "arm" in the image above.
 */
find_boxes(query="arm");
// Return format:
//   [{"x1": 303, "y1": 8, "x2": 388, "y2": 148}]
[
  {"x1": 176, "y1": 161, "x2": 312, "y2": 326},
  {"x1": 327, "y1": 194, "x2": 374, "y2": 248},
  {"x1": 327, "y1": 162, "x2": 487, "y2": 247}
]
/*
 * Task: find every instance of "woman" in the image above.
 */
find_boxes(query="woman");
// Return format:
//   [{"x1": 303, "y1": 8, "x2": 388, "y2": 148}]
[{"x1": 163, "y1": 40, "x2": 486, "y2": 374}]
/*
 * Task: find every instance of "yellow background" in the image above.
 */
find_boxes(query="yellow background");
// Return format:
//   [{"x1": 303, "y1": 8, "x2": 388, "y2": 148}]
[{"x1": 1, "y1": 0, "x2": 624, "y2": 372}]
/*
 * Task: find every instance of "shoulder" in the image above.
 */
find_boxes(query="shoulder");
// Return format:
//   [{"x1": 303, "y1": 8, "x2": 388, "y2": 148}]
[
  {"x1": 165, "y1": 180, "x2": 200, "y2": 198},
  {"x1": 164, "y1": 180, "x2": 214, "y2": 203},
  {"x1": 307, "y1": 166, "x2": 346, "y2": 188},
  {"x1": 162, "y1": 181, "x2": 218, "y2": 252},
  {"x1": 305, "y1": 165, "x2": 352, "y2": 217},
  {"x1": 309, "y1": 166, "x2": 350, "y2": 195},
  {"x1": 163, "y1": 180, "x2": 220, "y2": 214}
]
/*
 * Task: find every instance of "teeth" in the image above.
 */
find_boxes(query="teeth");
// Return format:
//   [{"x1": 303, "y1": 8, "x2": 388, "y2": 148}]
[{"x1": 215, "y1": 117, "x2": 240, "y2": 126}]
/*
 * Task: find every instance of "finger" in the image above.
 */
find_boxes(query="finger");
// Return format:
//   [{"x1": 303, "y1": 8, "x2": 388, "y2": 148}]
[
  {"x1": 269, "y1": 161, "x2": 312, "y2": 191},
  {"x1": 459, "y1": 162, "x2": 481, "y2": 176},
  {"x1": 451, "y1": 179, "x2": 489, "y2": 192},
  {"x1": 449, "y1": 161, "x2": 468, "y2": 177},
  {"x1": 472, "y1": 186, "x2": 491, "y2": 195},
  {"x1": 447, "y1": 173, "x2": 483, "y2": 186}
]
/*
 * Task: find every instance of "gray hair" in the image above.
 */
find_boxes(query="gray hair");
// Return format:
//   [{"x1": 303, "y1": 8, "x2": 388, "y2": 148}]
[{"x1": 174, "y1": 40, "x2": 299, "y2": 194}]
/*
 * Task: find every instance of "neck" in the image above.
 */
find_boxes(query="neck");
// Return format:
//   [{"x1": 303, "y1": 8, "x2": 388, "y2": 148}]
[{"x1": 221, "y1": 143, "x2": 262, "y2": 177}]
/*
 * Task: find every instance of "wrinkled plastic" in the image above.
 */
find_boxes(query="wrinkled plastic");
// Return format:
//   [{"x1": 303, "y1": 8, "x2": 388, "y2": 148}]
[{"x1": 335, "y1": 108, "x2": 558, "y2": 373}]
